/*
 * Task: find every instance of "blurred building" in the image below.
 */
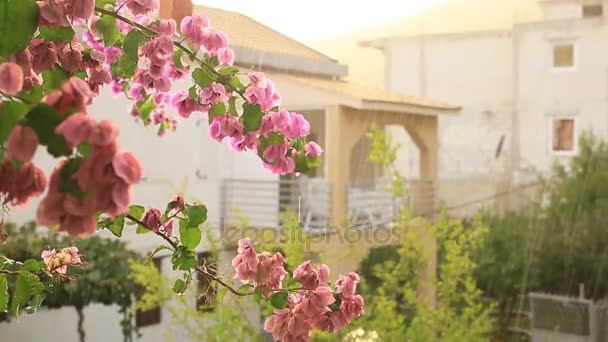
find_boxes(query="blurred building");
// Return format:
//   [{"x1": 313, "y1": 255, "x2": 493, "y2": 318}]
[{"x1": 356, "y1": 0, "x2": 608, "y2": 214}]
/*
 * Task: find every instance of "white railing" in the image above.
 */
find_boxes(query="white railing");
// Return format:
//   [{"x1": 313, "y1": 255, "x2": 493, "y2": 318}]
[
  {"x1": 221, "y1": 178, "x2": 435, "y2": 232},
  {"x1": 220, "y1": 177, "x2": 331, "y2": 232}
]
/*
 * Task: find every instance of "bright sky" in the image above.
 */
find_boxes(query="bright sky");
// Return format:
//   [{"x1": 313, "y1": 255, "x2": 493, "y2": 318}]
[{"x1": 192, "y1": 0, "x2": 444, "y2": 41}]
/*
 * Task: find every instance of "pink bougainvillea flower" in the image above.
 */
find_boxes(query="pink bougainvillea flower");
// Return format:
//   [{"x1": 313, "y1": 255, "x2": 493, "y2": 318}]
[
  {"x1": 293, "y1": 261, "x2": 330, "y2": 289},
  {"x1": 55, "y1": 112, "x2": 95, "y2": 148},
  {"x1": 264, "y1": 305, "x2": 312, "y2": 342},
  {"x1": 90, "y1": 120, "x2": 119, "y2": 147},
  {"x1": 264, "y1": 156, "x2": 296, "y2": 175},
  {"x1": 159, "y1": 19, "x2": 177, "y2": 36},
  {"x1": 112, "y1": 151, "x2": 143, "y2": 184},
  {"x1": 125, "y1": 0, "x2": 159, "y2": 15},
  {"x1": 209, "y1": 115, "x2": 243, "y2": 142},
  {"x1": 231, "y1": 238, "x2": 259, "y2": 283},
  {"x1": 295, "y1": 286, "x2": 335, "y2": 318},
  {"x1": 263, "y1": 143, "x2": 288, "y2": 164},
  {"x1": 171, "y1": 91, "x2": 203, "y2": 118},
  {"x1": 0, "y1": 162, "x2": 47, "y2": 206},
  {"x1": 59, "y1": 46, "x2": 84, "y2": 73},
  {"x1": 203, "y1": 31, "x2": 229, "y2": 54},
  {"x1": 256, "y1": 251, "x2": 287, "y2": 295},
  {"x1": 245, "y1": 72, "x2": 281, "y2": 112},
  {"x1": 107, "y1": 181, "x2": 131, "y2": 217},
  {"x1": 199, "y1": 83, "x2": 229, "y2": 106},
  {"x1": 43, "y1": 77, "x2": 96, "y2": 115},
  {"x1": 37, "y1": 1, "x2": 70, "y2": 28},
  {"x1": 29, "y1": 39, "x2": 58, "y2": 74},
  {"x1": 62, "y1": 214, "x2": 97, "y2": 237},
  {"x1": 335, "y1": 272, "x2": 360, "y2": 298},
  {"x1": 218, "y1": 48, "x2": 235, "y2": 66},
  {"x1": 6, "y1": 126, "x2": 38, "y2": 163},
  {"x1": 0, "y1": 62, "x2": 24, "y2": 96},
  {"x1": 70, "y1": 0, "x2": 95, "y2": 21},
  {"x1": 304, "y1": 142, "x2": 323, "y2": 158},
  {"x1": 142, "y1": 208, "x2": 162, "y2": 231},
  {"x1": 180, "y1": 14, "x2": 210, "y2": 50}
]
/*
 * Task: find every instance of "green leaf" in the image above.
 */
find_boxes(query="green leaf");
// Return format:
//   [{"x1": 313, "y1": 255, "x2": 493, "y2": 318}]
[
  {"x1": 269, "y1": 291, "x2": 289, "y2": 309},
  {"x1": 228, "y1": 96, "x2": 238, "y2": 116},
  {"x1": 39, "y1": 26, "x2": 75, "y2": 43},
  {"x1": 188, "y1": 85, "x2": 199, "y2": 102},
  {"x1": 185, "y1": 204, "x2": 207, "y2": 227},
  {"x1": 0, "y1": 274, "x2": 8, "y2": 312},
  {"x1": 21, "y1": 259, "x2": 43, "y2": 272},
  {"x1": 96, "y1": 15, "x2": 121, "y2": 46},
  {"x1": 57, "y1": 157, "x2": 85, "y2": 197},
  {"x1": 252, "y1": 290, "x2": 262, "y2": 304},
  {"x1": 11, "y1": 271, "x2": 43, "y2": 316},
  {"x1": 128, "y1": 205, "x2": 145, "y2": 220},
  {"x1": 173, "y1": 279, "x2": 186, "y2": 294},
  {"x1": 208, "y1": 103, "x2": 226, "y2": 123},
  {"x1": 26, "y1": 293, "x2": 45, "y2": 314},
  {"x1": 227, "y1": 76, "x2": 244, "y2": 92},
  {"x1": 173, "y1": 49, "x2": 186, "y2": 69},
  {"x1": 192, "y1": 68, "x2": 213, "y2": 88},
  {"x1": 242, "y1": 103, "x2": 263, "y2": 133},
  {"x1": 0, "y1": 101, "x2": 28, "y2": 144},
  {"x1": 24, "y1": 104, "x2": 71, "y2": 157},
  {"x1": 165, "y1": 201, "x2": 178, "y2": 215},
  {"x1": 108, "y1": 215, "x2": 125, "y2": 237},
  {"x1": 138, "y1": 98, "x2": 155, "y2": 122},
  {"x1": 123, "y1": 29, "x2": 146, "y2": 59},
  {"x1": 136, "y1": 225, "x2": 151, "y2": 234},
  {"x1": 18, "y1": 85, "x2": 43, "y2": 103},
  {"x1": 112, "y1": 55, "x2": 137, "y2": 78},
  {"x1": 171, "y1": 247, "x2": 197, "y2": 271},
  {"x1": 0, "y1": 0, "x2": 39, "y2": 59},
  {"x1": 41, "y1": 68, "x2": 68, "y2": 92},
  {"x1": 218, "y1": 66, "x2": 239, "y2": 76},
  {"x1": 145, "y1": 245, "x2": 171, "y2": 263},
  {"x1": 77, "y1": 142, "x2": 92, "y2": 158},
  {"x1": 179, "y1": 220, "x2": 201, "y2": 250}
]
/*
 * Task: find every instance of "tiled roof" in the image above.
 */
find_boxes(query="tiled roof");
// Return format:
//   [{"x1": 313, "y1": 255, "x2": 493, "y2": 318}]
[
  {"x1": 193, "y1": 5, "x2": 336, "y2": 63},
  {"x1": 275, "y1": 73, "x2": 460, "y2": 112}
]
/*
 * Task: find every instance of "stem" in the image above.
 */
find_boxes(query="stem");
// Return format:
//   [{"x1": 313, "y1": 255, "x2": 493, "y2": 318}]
[
  {"x1": 76, "y1": 306, "x2": 86, "y2": 342},
  {"x1": 195, "y1": 265, "x2": 253, "y2": 297},
  {"x1": 94, "y1": 7, "x2": 247, "y2": 99},
  {"x1": 125, "y1": 214, "x2": 178, "y2": 250}
]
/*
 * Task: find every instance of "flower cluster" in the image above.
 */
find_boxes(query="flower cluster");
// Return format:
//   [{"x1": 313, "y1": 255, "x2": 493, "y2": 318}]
[
  {"x1": 231, "y1": 238, "x2": 288, "y2": 296},
  {"x1": 37, "y1": 94, "x2": 142, "y2": 237},
  {"x1": 41, "y1": 246, "x2": 82, "y2": 274},
  {"x1": 232, "y1": 239, "x2": 364, "y2": 341},
  {"x1": 0, "y1": 126, "x2": 47, "y2": 206}
]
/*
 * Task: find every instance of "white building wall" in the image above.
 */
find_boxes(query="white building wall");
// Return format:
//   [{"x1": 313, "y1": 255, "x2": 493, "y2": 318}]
[
  {"x1": 385, "y1": 32, "x2": 514, "y2": 180},
  {"x1": 516, "y1": 19, "x2": 608, "y2": 175}
]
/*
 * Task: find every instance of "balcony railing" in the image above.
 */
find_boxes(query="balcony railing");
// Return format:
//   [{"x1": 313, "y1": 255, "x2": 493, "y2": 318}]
[{"x1": 220, "y1": 177, "x2": 435, "y2": 232}]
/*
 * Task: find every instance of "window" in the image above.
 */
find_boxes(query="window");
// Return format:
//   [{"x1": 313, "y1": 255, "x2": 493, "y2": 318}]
[
  {"x1": 136, "y1": 257, "x2": 162, "y2": 327},
  {"x1": 553, "y1": 44, "x2": 575, "y2": 68},
  {"x1": 551, "y1": 118, "x2": 576, "y2": 153},
  {"x1": 196, "y1": 252, "x2": 217, "y2": 311},
  {"x1": 583, "y1": 4, "x2": 603, "y2": 17}
]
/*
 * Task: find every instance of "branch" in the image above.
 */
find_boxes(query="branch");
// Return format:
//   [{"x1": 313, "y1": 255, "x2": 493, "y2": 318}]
[
  {"x1": 125, "y1": 214, "x2": 179, "y2": 250},
  {"x1": 195, "y1": 265, "x2": 253, "y2": 297},
  {"x1": 94, "y1": 7, "x2": 247, "y2": 99}
]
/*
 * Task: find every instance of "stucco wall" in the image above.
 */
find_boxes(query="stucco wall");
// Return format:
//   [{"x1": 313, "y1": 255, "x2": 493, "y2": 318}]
[
  {"x1": 516, "y1": 19, "x2": 608, "y2": 175},
  {"x1": 384, "y1": 32, "x2": 514, "y2": 180}
]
